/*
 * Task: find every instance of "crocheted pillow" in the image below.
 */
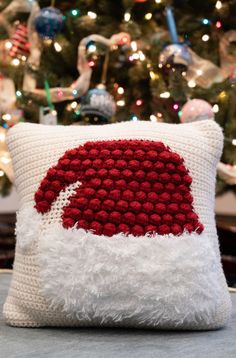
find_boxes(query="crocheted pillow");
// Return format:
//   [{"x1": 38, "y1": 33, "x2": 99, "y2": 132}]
[{"x1": 4, "y1": 121, "x2": 231, "y2": 329}]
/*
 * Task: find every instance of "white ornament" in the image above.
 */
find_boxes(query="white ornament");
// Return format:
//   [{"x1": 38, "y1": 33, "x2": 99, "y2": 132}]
[
  {"x1": 39, "y1": 107, "x2": 57, "y2": 125},
  {"x1": 181, "y1": 99, "x2": 214, "y2": 123}
]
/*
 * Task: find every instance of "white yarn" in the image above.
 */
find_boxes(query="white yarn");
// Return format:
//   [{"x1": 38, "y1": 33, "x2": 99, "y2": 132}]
[
  {"x1": 38, "y1": 223, "x2": 230, "y2": 329},
  {"x1": 3, "y1": 120, "x2": 231, "y2": 329}
]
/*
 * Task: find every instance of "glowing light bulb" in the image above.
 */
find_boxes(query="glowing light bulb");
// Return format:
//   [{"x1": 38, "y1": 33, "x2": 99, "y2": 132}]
[
  {"x1": 21, "y1": 55, "x2": 27, "y2": 61},
  {"x1": 216, "y1": 21, "x2": 222, "y2": 28},
  {"x1": 0, "y1": 170, "x2": 4, "y2": 177},
  {"x1": 131, "y1": 115, "x2": 138, "y2": 121},
  {"x1": 2, "y1": 113, "x2": 11, "y2": 121},
  {"x1": 54, "y1": 42, "x2": 62, "y2": 52},
  {"x1": 87, "y1": 11, "x2": 97, "y2": 19},
  {"x1": 71, "y1": 9, "x2": 79, "y2": 16},
  {"x1": 138, "y1": 51, "x2": 145, "y2": 61},
  {"x1": 117, "y1": 87, "x2": 124, "y2": 95},
  {"x1": 155, "y1": 0, "x2": 162, "y2": 3},
  {"x1": 71, "y1": 101, "x2": 77, "y2": 109},
  {"x1": 16, "y1": 90, "x2": 22, "y2": 97},
  {"x1": 202, "y1": 18, "x2": 209, "y2": 25},
  {"x1": 5, "y1": 41, "x2": 12, "y2": 49},
  {"x1": 11, "y1": 58, "x2": 20, "y2": 66},
  {"x1": 124, "y1": 12, "x2": 131, "y2": 22},
  {"x1": 188, "y1": 80, "x2": 196, "y2": 88},
  {"x1": 173, "y1": 104, "x2": 179, "y2": 110},
  {"x1": 88, "y1": 44, "x2": 96, "y2": 53},
  {"x1": 196, "y1": 69, "x2": 203, "y2": 76},
  {"x1": 145, "y1": 13, "x2": 152, "y2": 20},
  {"x1": 213, "y1": 104, "x2": 219, "y2": 113},
  {"x1": 150, "y1": 114, "x2": 157, "y2": 122},
  {"x1": 136, "y1": 99, "x2": 143, "y2": 106},
  {"x1": 160, "y1": 92, "x2": 170, "y2": 98},
  {"x1": 215, "y1": 1, "x2": 222, "y2": 10},
  {"x1": 232, "y1": 139, "x2": 236, "y2": 146},
  {"x1": 202, "y1": 34, "x2": 210, "y2": 42},
  {"x1": 131, "y1": 41, "x2": 137, "y2": 51},
  {"x1": 117, "y1": 100, "x2": 125, "y2": 107},
  {"x1": 88, "y1": 60, "x2": 95, "y2": 67}
]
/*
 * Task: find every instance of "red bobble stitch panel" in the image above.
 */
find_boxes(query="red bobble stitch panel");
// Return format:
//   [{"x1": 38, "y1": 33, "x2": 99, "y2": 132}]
[{"x1": 35, "y1": 140, "x2": 204, "y2": 237}]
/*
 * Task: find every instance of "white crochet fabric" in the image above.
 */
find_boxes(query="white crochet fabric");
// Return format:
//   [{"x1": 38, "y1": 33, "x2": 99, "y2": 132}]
[{"x1": 3, "y1": 120, "x2": 231, "y2": 329}]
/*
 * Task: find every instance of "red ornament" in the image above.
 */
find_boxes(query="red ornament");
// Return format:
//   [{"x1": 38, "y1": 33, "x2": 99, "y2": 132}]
[{"x1": 9, "y1": 23, "x2": 30, "y2": 58}]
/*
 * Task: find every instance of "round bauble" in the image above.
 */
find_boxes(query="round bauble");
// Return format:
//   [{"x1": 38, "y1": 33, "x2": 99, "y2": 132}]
[
  {"x1": 34, "y1": 7, "x2": 64, "y2": 39},
  {"x1": 159, "y1": 44, "x2": 192, "y2": 70},
  {"x1": 80, "y1": 85, "x2": 116, "y2": 125},
  {"x1": 180, "y1": 99, "x2": 214, "y2": 123}
]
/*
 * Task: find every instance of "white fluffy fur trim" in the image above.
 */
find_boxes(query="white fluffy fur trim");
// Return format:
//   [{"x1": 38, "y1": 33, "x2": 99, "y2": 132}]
[
  {"x1": 38, "y1": 224, "x2": 231, "y2": 329},
  {"x1": 16, "y1": 206, "x2": 42, "y2": 252}
]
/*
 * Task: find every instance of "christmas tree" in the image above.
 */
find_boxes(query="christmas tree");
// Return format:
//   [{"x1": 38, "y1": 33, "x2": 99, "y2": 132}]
[{"x1": 0, "y1": 0, "x2": 236, "y2": 196}]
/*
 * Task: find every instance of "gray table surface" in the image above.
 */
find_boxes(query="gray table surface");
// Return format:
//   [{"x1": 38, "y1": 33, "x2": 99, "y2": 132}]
[{"x1": 0, "y1": 272, "x2": 235, "y2": 358}]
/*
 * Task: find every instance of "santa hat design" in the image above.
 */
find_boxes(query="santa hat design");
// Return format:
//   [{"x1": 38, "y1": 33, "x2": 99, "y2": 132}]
[{"x1": 34, "y1": 139, "x2": 204, "y2": 237}]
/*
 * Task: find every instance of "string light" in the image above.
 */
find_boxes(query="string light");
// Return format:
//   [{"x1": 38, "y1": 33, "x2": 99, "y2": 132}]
[
  {"x1": 145, "y1": 13, "x2": 152, "y2": 20},
  {"x1": 160, "y1": 92, "x2": 170, "y2": 98},
  {"x1": 173, "y1": 104, "x2": 179, "y2": 110},
  {"x1": 71, "y1": 101, "x2": 77, "y2": 109},
  {"x1": 150, "y1": 71, "x2": 159, "y2": 80},
  {"x1": 117, "y1": 87, "x2": 124, "y2": 94},
  {"x1": 188, "y1": 80, "x2": 196, "y2": 88},
  {"x1": 155, "y1": 0, "x2": 162, "y2": 3},
  {"x1": 0, "y1": 170, "x2": 4, "y2": 177},
  {"x1": 5, "y1": 41, "x2": 12, "y2": 49},
  {"x1": 131, "y1": 41, "x2": 137, "y2": 51},
  {"x1": 202, "y1": 34, "x2": 210, "y2": 42},
  {"x1": 131, "y1": 115, "x2": 139, "y2": 121},
  {"x1": 2, "y1": 113, "x2": 11, "y2": 121},
  {"x1": 219, "y1": 91, "x2": 227, "y2": 99},
  {"x1": 232, "y1": 139, "x2": 236, "y2": 146},
  {"x1": 117, "y1": 100, "x2": 125, "y2": 106},
  {"x1": 157, "y1": 112, "x2": 163, "y2": 118},
  {"x1": 87, "y1": 43, "x2": 97, "y2": 53},
  {"x1": 16, "y1": 90, "x2": 22, "y2": 97},
  {"x1": 196, "y1": 69, "x2": 203, "y2": 76},
  {"x1": 72, "y1": 89, "x2": 78, "y2": 97},
  {"x1": 54, "y1": 42, "x2": 62, "y2": 52},
  {"x1": 136, "y1": 99, "x2": 143, "y2": 106},
  {"x1": 202, "y1": 18, "x2": 210, "y2": 25},
  {"x1": 215, "y1": 1, "x2": 222, "y2": 10},
  {"x1": 11, "y1": 58, "x2": 20, "y2": 66},
  {"x1": 71, "y1": 9, "x2": 79, "y2": 16},
  {"x1": 88, "y1": 60, "x2": 95, "y2": 67},
  {"x1": 138, "y1": 51, "x2": 145, "y2": 61},
  {"x1": 124, "y1": 12, "x2": 131, "y2": 22},
  {"x1": 216, "y1": 21, "x2": 222, "y2": 28},
  {"x1": 213, "y1": 104, "x2": 219, "y2": 113},
  {"x1": 21, "y1": 55, "x2": 27, "y2": 61},
  {"x1": 87, "y1": 11, "x2": 97, "y2": 19},
  {"x1": 150, "y1": 114, "x2": 158, "y2": 122}
]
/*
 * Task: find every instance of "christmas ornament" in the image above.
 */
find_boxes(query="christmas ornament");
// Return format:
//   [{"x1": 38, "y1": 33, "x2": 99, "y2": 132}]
[
  {"x1": 9, "y1": 23, "x2": 30, "y2": 58},
  {"x1": 34, "y1": 7, "x2": 64, "y2": 39},
  {"x1": 159, "y1": 44, "x2": 192, "y2": 69},
  {"x1": 181, "y1": 99, "x2": 214, "y2": 123},
  {"x1": 80, "y1": 85, "x2": 116, "y2": 124},
  {"x1": 39, "y1": 107, "x2": 58, "y2": 125},
  {"x1": 0, "y1": 77, "x2": 16, "y2": 112}
]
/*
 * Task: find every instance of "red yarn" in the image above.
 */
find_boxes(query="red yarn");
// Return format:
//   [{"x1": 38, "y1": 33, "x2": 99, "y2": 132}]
[{"x1": 35, "y1": 139, "x2": 204, "y2": 237}]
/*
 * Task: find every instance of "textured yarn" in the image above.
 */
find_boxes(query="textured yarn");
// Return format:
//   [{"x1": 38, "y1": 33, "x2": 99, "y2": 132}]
[{"x1": 3, "y1": 120, "x2": 232, "y2": 329}]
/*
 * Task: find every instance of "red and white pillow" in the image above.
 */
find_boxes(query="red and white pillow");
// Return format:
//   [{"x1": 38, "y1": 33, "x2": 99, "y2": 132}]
[{"x1": 4, "y1": 120, "x2": 231, "y2": 329}]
